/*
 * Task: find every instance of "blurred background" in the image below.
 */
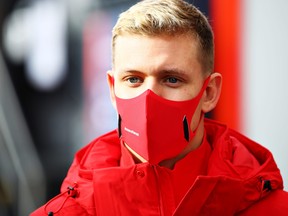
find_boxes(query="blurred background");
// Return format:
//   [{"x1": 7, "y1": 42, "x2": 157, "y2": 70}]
[{"x1": 0, "y1": 0, "x2": 287, "y2": 215}]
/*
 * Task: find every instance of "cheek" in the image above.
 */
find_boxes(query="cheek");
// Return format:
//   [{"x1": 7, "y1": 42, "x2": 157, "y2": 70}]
[
  {"x1": 177, "y1": 84, "x2": 201, "y2": 101},
  {"x1": 114, "y1": 83, "x2": 141, "y2": 99},
  {"x1": 114, "y1": 84, "x2": 125, "y2": 98},
  {"x1": 162, "y1": 87, "x2": 194, "y2": 101}
]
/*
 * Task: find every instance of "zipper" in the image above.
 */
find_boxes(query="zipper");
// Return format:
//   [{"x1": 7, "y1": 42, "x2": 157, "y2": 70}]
[{"x1": 152, "y1": 165, "x2": 164, "y2": 216}]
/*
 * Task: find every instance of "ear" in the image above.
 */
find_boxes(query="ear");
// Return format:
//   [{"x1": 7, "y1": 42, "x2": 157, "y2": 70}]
[
  {"x1": 107, "y1": 70, "x2": 116, "y2": 109},
  {"x1": 201, "y1": 72, "x2": 222, "y2": 113}
]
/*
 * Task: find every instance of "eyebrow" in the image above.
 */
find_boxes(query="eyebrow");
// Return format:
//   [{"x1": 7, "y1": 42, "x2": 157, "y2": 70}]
[
  {"x1": 118, "y1": 67, "x2": 190, "y2": 78},
  {"x1": 159, "y1": 68, "x2": 189, "y2": 76}
]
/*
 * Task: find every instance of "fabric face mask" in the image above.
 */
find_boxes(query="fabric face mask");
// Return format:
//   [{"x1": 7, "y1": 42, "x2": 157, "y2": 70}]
[{"x1": 115, "y1": 76, "x2": 210, "y2": 165}]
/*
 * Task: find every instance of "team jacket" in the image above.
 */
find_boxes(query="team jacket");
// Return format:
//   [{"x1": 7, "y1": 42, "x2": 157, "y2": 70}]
[{"x1": 31, "y1": 119, "x2": 288, "y2": 215}]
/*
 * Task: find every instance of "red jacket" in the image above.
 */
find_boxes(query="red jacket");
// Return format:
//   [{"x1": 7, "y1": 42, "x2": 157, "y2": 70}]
[{"x1": 31, "y1": 119, "x2": 288, "y2": 215}]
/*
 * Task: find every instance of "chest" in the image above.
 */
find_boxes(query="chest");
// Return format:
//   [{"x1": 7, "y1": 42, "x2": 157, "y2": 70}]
[{"x1": 92, "y1": 164, "x2": 242, "y2": 216}]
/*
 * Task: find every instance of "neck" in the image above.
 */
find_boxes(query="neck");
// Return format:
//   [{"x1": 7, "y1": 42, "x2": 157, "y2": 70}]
[{"x1": 124, "y1": 143, "x2": 147, "y2": 163}]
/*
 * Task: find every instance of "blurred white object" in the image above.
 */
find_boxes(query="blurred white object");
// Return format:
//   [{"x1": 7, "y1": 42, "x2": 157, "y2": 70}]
[
  {"x1": 3, "y1": 7, "x2": 30, "y2": 64},
  {"x1": 3, "y1": 0, "x2": 67, "y2": 91}
]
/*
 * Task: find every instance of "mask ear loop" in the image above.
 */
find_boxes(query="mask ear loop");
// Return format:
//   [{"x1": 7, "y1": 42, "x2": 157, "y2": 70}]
[
  {"x1": 183, "y1": 113, "x2": 204, "y2": 142},
  {"x1": 182, "y1": 75, "x2": 211, "y2": 142}
]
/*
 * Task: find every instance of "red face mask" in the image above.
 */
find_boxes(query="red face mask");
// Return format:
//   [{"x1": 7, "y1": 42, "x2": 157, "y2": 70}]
[{"x1": 115, "y1": 76, "x2": 210, "y2": 165}]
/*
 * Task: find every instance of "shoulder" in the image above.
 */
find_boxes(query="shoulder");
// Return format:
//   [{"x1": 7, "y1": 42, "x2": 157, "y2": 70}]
[
  {"x1": 238, "y1": 190, "x2": 288, "y2": 215},
  {"x1": 30, "y1": 131, "x2": 120, "y2": 216},
  {"x1": 71, "y1": 129, "x2": 120, "y2": 168},
  {"x1": 204, "y1": 118, "x2": 274, "y2": 164},
  {"x1": 82, "y1": 129, "x2": 121, "y2": 168},
  {"x1": 77, "y1": 129, "x2": 120, "y2": 157},
  {"x1": 62, "y1": 129, "x2": 120, "y2": 185}
]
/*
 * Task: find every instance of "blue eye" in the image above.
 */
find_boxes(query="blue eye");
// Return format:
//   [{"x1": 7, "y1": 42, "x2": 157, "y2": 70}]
[
  {"x1": 127, "y1": 77, "x2": 140, "y2": 83},
  {"x1": 167, "y1": 77, "x2": 179, "y2": 83}
]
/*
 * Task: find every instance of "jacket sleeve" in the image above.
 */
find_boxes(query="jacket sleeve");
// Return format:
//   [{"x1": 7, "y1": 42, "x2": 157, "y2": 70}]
[
  {"x1": 30, "y1": 145, "x2": 94, "y2": 216},
  {"x1": 30, "y1": 194, "x2": 91, "y2": 216}
]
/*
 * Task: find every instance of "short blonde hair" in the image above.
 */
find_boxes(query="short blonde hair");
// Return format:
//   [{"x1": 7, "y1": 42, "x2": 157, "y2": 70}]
[{"x1": 112, "y1": 0, "x2": 214, "y2": 74}]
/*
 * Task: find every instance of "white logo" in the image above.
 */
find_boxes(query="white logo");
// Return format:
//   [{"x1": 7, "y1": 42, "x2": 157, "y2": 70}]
[{"x1": 124, "y1": 127, "x2": 139, "y2": 136}]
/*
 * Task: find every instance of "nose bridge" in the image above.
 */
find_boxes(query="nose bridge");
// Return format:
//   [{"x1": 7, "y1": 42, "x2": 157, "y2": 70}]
[{"x1": 146, "y1": 77, "x2": 162, "y2": 96}]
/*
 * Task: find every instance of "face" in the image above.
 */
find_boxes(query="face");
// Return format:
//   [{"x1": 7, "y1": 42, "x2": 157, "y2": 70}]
[
  {"x1": 112, "y1": 34, "x2": 206, "y2": 102},
  {"x1": 108, "y1": 33, "x2": 222, "y2": 160}
]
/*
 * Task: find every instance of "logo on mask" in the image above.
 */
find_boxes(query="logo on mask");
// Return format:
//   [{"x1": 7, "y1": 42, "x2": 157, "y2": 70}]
[{"x1": 124, "y1": 127, "x2": 139, "y2": 137}]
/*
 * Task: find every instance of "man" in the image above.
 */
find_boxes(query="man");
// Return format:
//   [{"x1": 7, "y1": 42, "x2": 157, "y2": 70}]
[{"x1": 31, "y1": 0, "x2": 288, "y2": 215}]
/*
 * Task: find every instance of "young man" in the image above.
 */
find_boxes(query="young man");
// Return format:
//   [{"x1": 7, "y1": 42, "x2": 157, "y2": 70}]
[{"x1": 31, "y1": 0, "x2": 288, "y2": 215}]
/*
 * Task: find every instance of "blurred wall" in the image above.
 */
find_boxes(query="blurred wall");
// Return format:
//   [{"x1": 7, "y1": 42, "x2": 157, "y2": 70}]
[{"x1": 242, "y1": 0, "x2": 288, "y2": 189}]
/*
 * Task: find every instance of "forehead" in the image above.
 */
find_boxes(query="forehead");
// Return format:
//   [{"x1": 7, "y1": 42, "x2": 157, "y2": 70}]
[
  {"x1": 113, "y1": 34, "x2": 202, "y2": 74},
  {"x1": 114, "y1": 33, "x2": 198, "y2": 53}
]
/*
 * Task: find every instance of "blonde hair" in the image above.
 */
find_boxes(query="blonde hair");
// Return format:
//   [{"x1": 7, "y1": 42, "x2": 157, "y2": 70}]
[{"x1": 112, "y1": 0, "x2": 214, "y2": 74}]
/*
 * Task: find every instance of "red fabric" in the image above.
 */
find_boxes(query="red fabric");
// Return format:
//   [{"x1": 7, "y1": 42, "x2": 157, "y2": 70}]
[
  {"x1": 119, "y1": 130, "x2": 212, "y2": 207},
  {"x1": 170, "y1": 132, "x2": 212, "y2": 205},
  {"x1": 30, "y1": 119, "x2": 288, "y2": 216}
]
